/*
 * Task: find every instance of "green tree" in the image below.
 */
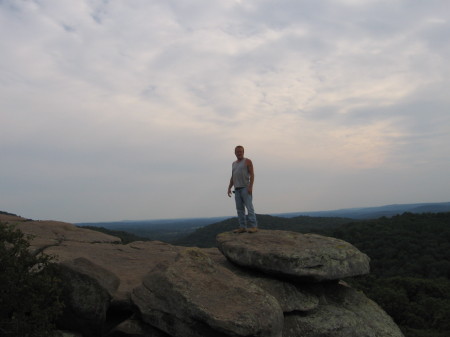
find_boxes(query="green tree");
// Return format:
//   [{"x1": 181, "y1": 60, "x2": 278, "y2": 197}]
[{"x1": 0, "y1": 222, "x2": 63, "y2": 336}]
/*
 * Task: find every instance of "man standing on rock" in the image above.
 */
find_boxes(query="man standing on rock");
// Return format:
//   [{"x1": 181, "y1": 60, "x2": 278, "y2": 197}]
[{"x1": 227, "y1": 145, "x2": 258, "y2": 233}]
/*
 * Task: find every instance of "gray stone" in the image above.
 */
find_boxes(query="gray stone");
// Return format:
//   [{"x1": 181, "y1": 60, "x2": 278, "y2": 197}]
[
  {"x1": 283, "y1": 282, "x2": 404, "y2": 337},
  {"x1": 15, "y1": 219, "x2": 121, "y2": 251},
  {"x1": 46, "y1": 239, "x2": 182, "y2": 304},
  {"x1": 61, "y1": 257, "x2": 120, "y2": 297},
  {"x1": 217, "y1": 230, "x2": 370, "y2": 282},
  {"x1": 206, "y1": 247, "x2": 319, "y2": 313},
  {"x1": 56, "y1": 260, "x2": 113, "y2": 337},
  {"x1": 106, "y1": 315, "x2": 170, "y2": 337},
  {"x1": 132, "y1": 247, "x2": 284, "y2": 337}
]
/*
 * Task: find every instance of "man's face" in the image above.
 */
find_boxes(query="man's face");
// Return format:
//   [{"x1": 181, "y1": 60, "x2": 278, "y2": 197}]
[{"x1": 235, "y1": 147, "x2": 244, "y2": 160}]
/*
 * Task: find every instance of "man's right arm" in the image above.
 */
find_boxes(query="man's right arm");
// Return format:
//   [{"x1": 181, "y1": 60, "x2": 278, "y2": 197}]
[{"x1": 227, "y1": 177, "x2": 233, "y2": 197}]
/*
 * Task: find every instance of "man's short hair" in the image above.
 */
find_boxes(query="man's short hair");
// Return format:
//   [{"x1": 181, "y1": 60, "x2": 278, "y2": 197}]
[{"x1": 235, "y1": 145, "x2": 244, "y2": 151}]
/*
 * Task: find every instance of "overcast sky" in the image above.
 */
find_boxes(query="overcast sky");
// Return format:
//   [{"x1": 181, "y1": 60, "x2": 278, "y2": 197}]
[{"x1": 1, "y1": 0, "x2": 449, "y2": 223}]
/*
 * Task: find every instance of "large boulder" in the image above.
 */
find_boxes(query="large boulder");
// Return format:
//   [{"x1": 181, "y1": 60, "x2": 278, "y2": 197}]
[
  {"x1": 217, "y1": 230, "x2": 370, "y2": 282},
  {"x1": 282, "y1": 282, "x2": 404, "y2": 337},
  {"x1": 132, "y1": 248, "x2": 284, "y2": 337},
  {"x1": 56, "y1": 258, "x2": 116, "y2": 336},
  {"x1": 205, "y1": 248, "x2": 319, "y2": 313},
  {"x1": 61, "y1": 257, "x2": 120, "y2": 297}
]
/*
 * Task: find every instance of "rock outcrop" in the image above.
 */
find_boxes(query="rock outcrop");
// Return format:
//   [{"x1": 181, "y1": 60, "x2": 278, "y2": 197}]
[
  {"x1": 132, "y1": 248, "x2": 284, "y2": 337},
  {"x1": 57, "y1": 258, "x2": 117, "y2": 336},
  {"x1": 216, "y1": 230, "x2": 370, "y2": 282},
  {"x1": 1, "y1": 214, "x2": 404, "y2": 337}
]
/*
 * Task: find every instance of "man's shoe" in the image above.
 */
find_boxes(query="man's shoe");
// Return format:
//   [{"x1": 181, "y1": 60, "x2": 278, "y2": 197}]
[
  {"x1": 247, "y1": 227, "x2": 258, "y2": 233},
  {"x1": 233, "y1": 228, "x2": 246, "y2": 233}
]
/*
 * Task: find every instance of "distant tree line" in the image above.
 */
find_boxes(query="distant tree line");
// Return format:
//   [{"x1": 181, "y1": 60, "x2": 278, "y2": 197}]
[
  {"x1": 320, "y1": 212, "x2": 450, "y2": 337},
  {"x1": 174, "y1": 214, "x2": 355, "y2": 247}
]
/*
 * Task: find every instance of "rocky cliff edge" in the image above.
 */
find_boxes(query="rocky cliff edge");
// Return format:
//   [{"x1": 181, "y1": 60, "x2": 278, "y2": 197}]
[{"x1": 1, "y1": 214, "x2": 404, "y2": 337}]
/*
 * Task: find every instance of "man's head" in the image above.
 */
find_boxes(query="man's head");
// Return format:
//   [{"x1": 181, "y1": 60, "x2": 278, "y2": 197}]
[{"x1": 235, "y1": 145, "x2": 244, "y2": 160}]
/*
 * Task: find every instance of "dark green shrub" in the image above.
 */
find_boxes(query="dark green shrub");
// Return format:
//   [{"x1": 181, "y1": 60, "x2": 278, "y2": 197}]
[{"x1": 0, "y1": 222, "x2": 63, "y2": 336}]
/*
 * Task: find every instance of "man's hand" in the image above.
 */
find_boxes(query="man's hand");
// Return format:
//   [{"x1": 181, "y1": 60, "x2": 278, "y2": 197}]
[
  {"x1": 247, "y1": 186, "x2": 253, "y2": 195},
  {"x1": 227, "y1": 188, "x2": 232, "y2": 197}
]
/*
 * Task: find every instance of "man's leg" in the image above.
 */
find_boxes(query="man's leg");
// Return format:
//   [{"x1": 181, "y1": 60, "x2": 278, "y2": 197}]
[
  {"x1": 242, "y1": 188, "x2": 257, "y2": 229},
  {"x1": 234, "y1": 189, "x2": 247, "y2": 229}
]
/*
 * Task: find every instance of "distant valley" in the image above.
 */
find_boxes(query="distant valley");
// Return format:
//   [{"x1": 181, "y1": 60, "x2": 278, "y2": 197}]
[
  {"x1": 77, "y1": 216, "x2": 232, "y2": 243},
  {"x1": 76, "y1": 201, "x2": 450, "y2": 243},
  {"x1": 274, "y1": 201, "x2": 450, "y2": 219}
]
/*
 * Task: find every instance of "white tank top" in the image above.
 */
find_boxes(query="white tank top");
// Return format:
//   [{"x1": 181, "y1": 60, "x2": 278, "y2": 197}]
[{"x1": 232, "y1": 159, "x2": 249, "y2": 188}]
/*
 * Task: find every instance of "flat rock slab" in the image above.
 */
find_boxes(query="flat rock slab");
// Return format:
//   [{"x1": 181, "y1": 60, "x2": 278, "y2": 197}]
[
  {"x1": 45, "y1": 240, "x2": 182, "y2": 303},
  {"x1": 16, "y1": 220, "x2": 121, "y2": 250},
  {"x1": 132, "y1": 248, "x2": 284, "y2": 337},
  {"x1": 216, "y1": 230, "x2": 370, "y2": 282}
]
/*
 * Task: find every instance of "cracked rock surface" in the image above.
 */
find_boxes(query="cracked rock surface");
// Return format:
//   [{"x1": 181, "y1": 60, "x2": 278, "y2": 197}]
[{"x1": 216, "y1": 230, "x2": 370, "y2": 282}]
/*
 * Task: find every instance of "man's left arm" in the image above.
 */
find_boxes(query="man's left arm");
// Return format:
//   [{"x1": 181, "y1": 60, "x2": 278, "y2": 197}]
[{"x1": 247, "y1": 159, "x2": 254, "y2": 194}]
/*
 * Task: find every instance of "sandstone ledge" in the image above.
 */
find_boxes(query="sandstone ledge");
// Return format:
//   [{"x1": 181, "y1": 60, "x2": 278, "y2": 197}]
[
  {"x1": 6, "y1": 218, "x2": 402, "y2": 337},
  {"x1": 217, "y1": 230, "x2": 370, "y2": 282}
]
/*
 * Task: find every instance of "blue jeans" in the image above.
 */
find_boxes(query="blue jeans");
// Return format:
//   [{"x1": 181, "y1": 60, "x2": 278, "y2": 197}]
[{"x1": 234, "y1": 187, "x2": 257, "y2": 228}]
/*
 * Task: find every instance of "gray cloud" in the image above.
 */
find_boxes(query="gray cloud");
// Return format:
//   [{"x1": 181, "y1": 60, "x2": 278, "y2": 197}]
[{"x1": 1, "y1": 0, "x2": 449, "y2": 222}]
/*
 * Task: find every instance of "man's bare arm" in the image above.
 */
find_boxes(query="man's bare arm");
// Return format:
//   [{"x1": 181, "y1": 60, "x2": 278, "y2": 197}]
[
  {"x1": 227, "y1": 177, "x2": 234, "y2": 197},
  {"x1": 247, "y1": 159, "x2": 254, "y2": 194}
]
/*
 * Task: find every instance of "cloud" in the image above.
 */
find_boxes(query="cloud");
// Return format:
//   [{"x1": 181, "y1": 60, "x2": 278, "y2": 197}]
[{"x1": 1, "y1": 0, "x2": 449, "y2": 221}]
